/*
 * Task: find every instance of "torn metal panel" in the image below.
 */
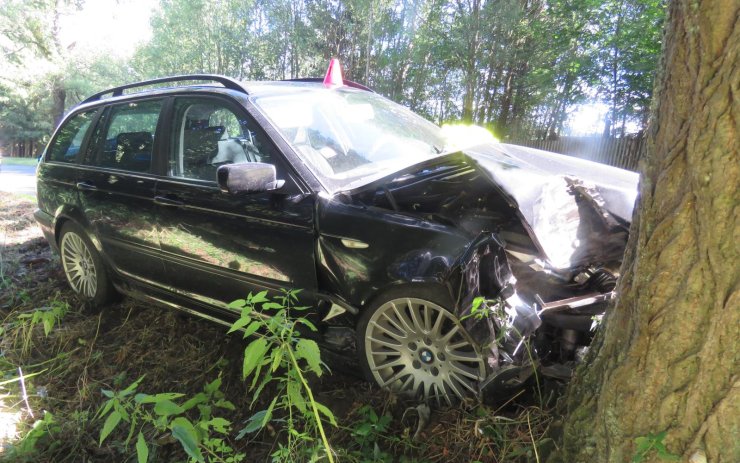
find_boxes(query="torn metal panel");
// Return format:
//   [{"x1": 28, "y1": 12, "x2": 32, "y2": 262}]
[
  {"x1": 462, "y1": 143, "x2": 638, "y2": 268},
  {"x1": 451, "y1": 233, "x2": 542, "y2": 369}
]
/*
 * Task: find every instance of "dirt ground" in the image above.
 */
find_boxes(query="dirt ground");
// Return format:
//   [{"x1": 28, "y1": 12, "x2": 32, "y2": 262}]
[{"x1": 0, "y1": 192, "x2": 555, "y2": 462}]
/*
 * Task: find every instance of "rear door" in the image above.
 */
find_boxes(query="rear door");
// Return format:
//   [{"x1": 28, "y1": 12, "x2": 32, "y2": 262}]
[
  {"x1": 154, "y1": 95, "x2": 317, "y2": 311},
  {"x1": 37, "y1": 109, "x2": 99, "y2": 226},
  {"x1": 77, "y1": 98, "x2": 167, "y2": 285}
]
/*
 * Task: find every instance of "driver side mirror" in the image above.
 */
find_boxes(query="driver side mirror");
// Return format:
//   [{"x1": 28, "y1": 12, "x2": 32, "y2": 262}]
[{"x1": 217, "y1": 162, "x2": 284, "y2": 194}]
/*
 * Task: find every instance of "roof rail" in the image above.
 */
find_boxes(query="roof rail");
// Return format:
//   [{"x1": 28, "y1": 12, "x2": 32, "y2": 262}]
[
  {"x1": 283, "y1": 78, "x2": 374, "y2": 93},
  {"x1": 81, "y1": 74, "x2": 248, "y2": 104}
]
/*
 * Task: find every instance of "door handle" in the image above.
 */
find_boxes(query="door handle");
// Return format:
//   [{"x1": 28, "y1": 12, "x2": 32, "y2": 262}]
[
  {"x1": 76, "y1": 181, "x2": 98, "y2": 192},
  {"x1": 153, "y1": 195, "x2": 185, "y2": 207}
]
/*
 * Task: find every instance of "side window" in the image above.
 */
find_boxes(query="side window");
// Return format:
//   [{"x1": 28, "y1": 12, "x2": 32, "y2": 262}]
[
  {"x1": 170, "y1": 98, "x2": 273, "y2": 182},
  {"x1": 47, "y1": 110, "x2": 97, "y2": 163},
  {"x1": 91, "y1": 100, "x2": 162, "y2": 173}
]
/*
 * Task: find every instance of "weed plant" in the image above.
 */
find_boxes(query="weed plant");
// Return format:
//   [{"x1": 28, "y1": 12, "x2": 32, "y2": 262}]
[{"x1": 227, "y1": 289, "x2": 336, "y2": 463}]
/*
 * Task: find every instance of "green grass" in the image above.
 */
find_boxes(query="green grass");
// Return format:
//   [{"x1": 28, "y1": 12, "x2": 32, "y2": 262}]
[{"x1": 2, "y1": 156, "x2": 39, "y2": 166}]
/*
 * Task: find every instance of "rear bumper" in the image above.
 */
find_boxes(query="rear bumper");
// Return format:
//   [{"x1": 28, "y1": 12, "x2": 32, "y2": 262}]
[{"x1": 34, "y1": 209, "x2": 57, "y2": 252}]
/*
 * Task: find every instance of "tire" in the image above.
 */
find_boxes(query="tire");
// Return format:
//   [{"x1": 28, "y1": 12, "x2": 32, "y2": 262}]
[
  {"x1": 356, "y1": 286, "x2": 486, "y2": 406},
  {"x1": 58, "y1": 222, "x2": 114, "y2": 306}
]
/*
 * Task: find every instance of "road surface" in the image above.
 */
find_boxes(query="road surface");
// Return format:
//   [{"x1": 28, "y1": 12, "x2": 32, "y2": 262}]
[{"x1": 0, "y1": 163, "x2": 37, "y2": 196}]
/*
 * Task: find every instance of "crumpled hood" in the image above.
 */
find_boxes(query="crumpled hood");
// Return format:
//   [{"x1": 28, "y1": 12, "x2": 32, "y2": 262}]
[{"x1": 462, "y1": 143, "x2": 639, "y2": 269}]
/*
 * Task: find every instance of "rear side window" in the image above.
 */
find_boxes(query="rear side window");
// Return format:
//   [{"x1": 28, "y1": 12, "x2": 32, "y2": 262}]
[
  {"x1": 47, "y1": 110, "x2": 97, "y2": 163},
  {"x1": 90, "y1": 100, "x2": 162, "y2": 173}
]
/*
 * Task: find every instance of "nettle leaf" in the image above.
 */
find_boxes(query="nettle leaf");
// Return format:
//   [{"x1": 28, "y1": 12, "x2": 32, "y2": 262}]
[
  {"x1": 228, "y1": 316, "x2": 252, "y2": 334},
  {"x1": 101, "y1": 389, "x2": 115, "y2": 399},
  {"x1": 136, "y1": 392, "x2": 185, "y2": 404},
  {"x1": 208, "y1": 417, "x2": 231, "y2": 434},
  {"x1": 97, "y1": 399, "x2": 115, "y2": 419},
  {"x1": 227, "y1": 299, "x2": 246, "y2": 309},
  {"x1": 240, "y1": 305, "x2": 253, "y2": 318},
  {"x1": 181, "y1": 392, "x2": 208, "y2": 411},
  {"x1": 263, "y1": 396, "x2": 279, "y2": 427},
  {"x1": 99, "y1": 410, "x2": 122, "y2": 445},
  {"x1": 250, "y1": 291, "x2": 269, "y2": 304},
  {"x1": 295, "y1": 339, "x2": 322, "y2": 376},
  {"x1": 354, "y1": 422, "x2": 373, "y2": 437},
  {"x1": 153, "y1": 399, "x2": 184, "y2": 417},
  {"x1": 240, "y1": 410, "x2": 269, "y2": 437},
  {"x1": 121, "y1": 376, "x2": 146, "y2": 396},
  {"x1": 261, "y1": 302, "x2": 283, "y2": 311},
  {"x1": 242, "y1": 320, "x2": 261, "y2": 339},
  {"x1": 287, "y1": 381, "x2": 307, "y2": 413},
  {"x1": 270, "y1": 347, "x2": 284, "y2": 372},
  {"x1": 204, "y1": 377, "x2": 222, "y2": 395},
  {"x1": 314, "y1": 402, "x2": 337, "y2": 426},
  {"x1": 242, "y1": 338, "x2": 269, "y2": 379},
  {"x1": 295, "y1": 318, "x2": 318, "y2": 331},
  {"x1": 136, "y1": 431, "x2": 149, "y2": 463},
  {"x1": 251, "y1": 373, "x2": 273, "y2": 406},
  {"x1": 42, "y1": 314, "x2": 54, "y2": 336},
  {"x1": 214, "y1": 399, "x2": 236, "y2": 411},
  {"x1": 171, "y1": 417, "x2": 204, "y2": 462}
]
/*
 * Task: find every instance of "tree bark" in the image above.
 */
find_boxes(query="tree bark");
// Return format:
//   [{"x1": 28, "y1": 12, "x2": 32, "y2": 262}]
[{"x1": 559, "y1": 0, "x2": 738, "y2": 462}]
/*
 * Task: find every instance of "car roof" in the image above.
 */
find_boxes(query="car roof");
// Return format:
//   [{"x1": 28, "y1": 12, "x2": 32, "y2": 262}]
[{"x1": 71, "y1": 75, "x2": 372, "y2": 114}]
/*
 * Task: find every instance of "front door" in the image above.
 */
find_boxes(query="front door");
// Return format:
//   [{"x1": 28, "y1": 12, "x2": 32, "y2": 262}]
[{"x1": 154, "y1": 96, "x2": 317, "y2": 313}]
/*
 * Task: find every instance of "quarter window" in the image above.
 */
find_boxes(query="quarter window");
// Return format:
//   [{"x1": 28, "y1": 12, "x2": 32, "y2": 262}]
[
  {"x1": 91, "y1": 100, "x2": 162, "y2": 172},
  {"x1": 47, "y1": 110, "x2": 97, "y2": 163},
  {"x1": 170, "y1": 98, "x2": 273, "y2": 182}
]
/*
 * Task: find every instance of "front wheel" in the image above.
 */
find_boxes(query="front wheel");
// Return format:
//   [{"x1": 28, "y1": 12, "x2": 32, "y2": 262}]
[
  {"x1": 357, "y1": 291, "x2": 486, "y2": 406},
  {"x1": 59, "y1": 222, "x2": 113, "y2": 306}
]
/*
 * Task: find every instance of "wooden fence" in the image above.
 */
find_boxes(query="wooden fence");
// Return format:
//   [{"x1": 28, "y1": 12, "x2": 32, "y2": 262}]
[{"x1": 506, "y1": 135, "x2": 645, "y2": 172}]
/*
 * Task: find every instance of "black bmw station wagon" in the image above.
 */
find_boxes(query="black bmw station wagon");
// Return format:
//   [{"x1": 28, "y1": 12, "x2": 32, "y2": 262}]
[{"x1": 36, "y1": 65, "x2": 638, "y2": 404}]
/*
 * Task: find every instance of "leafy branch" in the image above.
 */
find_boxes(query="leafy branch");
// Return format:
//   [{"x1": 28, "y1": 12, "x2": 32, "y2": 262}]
[{"x1": 228, "y1": 289, "x2": 336, "y2": 463}]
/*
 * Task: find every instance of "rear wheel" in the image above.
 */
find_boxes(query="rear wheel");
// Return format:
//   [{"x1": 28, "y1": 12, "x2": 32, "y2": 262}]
[
  {"x1": 357, "y1": 290, "x2": 486, "y2": 406},
  {"x1": 59, "y1": 222, "x2": 113, "y2": 306}
]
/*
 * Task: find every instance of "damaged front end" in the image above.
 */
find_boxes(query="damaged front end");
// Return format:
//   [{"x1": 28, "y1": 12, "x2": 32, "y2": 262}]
[
  {"x1": 318, "y1": 142, "x2": 637, "y2": 402},
  {"x1": 437, "y1": 144, "x2": 637, "y2": 400},
  {"x1": 449, "y1": 230, "x2": 622, "y2": 401},
  {"x1": 450, "y1": 233, "x2": 545, "y2": 398}
]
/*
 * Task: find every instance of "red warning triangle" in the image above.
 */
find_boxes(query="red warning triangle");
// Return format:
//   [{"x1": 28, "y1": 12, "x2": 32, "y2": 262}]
[{"x1": 323, "y1": 58, "x2": 344, "y2": 87}]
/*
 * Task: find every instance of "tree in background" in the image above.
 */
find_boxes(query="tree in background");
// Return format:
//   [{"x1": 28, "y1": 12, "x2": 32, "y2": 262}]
[
  {"x1": 1, "y1": 0, "x2": 666, "y2": 155},
  {"x1": 0, "y1": 0, "x2": 129, "y2": 156},
  {"x1": 559, "y1": 0, "x2": 738, "y2": 460},
  {"x1": 133, "y1": 0, "x2": 665, "y2": 139}
]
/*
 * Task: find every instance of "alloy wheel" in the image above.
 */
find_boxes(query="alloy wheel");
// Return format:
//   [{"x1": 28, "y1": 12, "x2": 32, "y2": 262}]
[
  {"x1": 364, "y1": 297, "x2": 486, "y2": 405},
  {"x1": 61, "y1": 232, "x2": 98, "y2": 298}
]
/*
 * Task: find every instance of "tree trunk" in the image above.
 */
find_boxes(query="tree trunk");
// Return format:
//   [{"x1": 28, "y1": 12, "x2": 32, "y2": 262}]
[
  {"x1": 559, "y1": 1, "x2": 738, "y2": 462},
  {"x1": 51, "y1": 77, "x2": 66, "y2": 129}
]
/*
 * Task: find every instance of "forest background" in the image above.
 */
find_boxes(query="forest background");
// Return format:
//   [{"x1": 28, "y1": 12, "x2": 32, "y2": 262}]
[{"x1": 0, "y1": 0, "x2": 664, "y2": 158}]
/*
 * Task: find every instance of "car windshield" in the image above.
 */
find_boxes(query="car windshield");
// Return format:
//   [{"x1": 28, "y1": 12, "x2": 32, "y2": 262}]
[{"x1": 251, "y1": 86, "x2": 447, "y2": 191}]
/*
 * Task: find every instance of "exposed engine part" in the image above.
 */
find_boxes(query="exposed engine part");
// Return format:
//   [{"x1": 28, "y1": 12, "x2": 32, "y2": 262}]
[
  {"x1": 573, "y1": 271, "x2": 591, "y2": 284},
  {"x1": 561, "y1": 329, "x2": 578, "y2": 358},
  {"x1": 504, "y1": 293, "x2": 542, "y2": 343},
  {"x1": 589, "y1": 268, "x2": 617, "y2": 292},
  {"x1": 570, "y1": 267, "x2": 618, "y2": 291},
  {"x1": 536, "y1": 291, "x2": 615, "y2": 314}
]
